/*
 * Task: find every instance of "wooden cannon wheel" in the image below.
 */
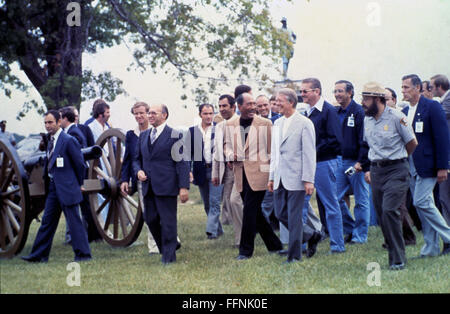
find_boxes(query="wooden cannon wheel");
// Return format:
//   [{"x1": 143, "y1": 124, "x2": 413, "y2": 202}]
[
  {"x1": 0, "y1": 136, "x2": 31, "y2": 258},
  {"x1": 86, "y1": 128, "x2": 144, "y2": 247}
]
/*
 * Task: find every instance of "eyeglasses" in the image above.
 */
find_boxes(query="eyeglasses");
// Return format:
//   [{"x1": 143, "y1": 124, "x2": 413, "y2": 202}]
[
  {"x1": 299, "y1": 89, "x2": 316, "y2": 94},
  {"x1": 333, "y1": 89, "x2": 345, "y2": 94}
]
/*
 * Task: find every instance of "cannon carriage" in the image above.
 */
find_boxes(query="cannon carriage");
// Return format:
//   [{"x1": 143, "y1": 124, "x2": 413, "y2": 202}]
[{"x1": 0, "y1": 128, "x2": 144, "y2": 258}]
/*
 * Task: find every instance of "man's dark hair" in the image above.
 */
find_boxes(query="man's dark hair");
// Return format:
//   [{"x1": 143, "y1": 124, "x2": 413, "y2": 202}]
[
  {"x1": 198, "y1": 103, "x2": 214, "y2": 114},
  {"x1": 234, "y1": 84, "x2": 251, "y2": 99},
  {"x1": 236, "y1": 93, "x2": 246, "y2": 106},
  {"x1": 60, "y1": 106, "x2": 76, "y2": 123},
  {"x1": 302, "y1": 77, "x2": 322, "y2": 95},
  {"x1": 219, "y1": 94, "x2": 235, "y2": 107},
  {"x1": 402, "y1": 74, "x2": 422, "y2": 89},
  {"x1": 431, "y1": 74, "x2": 450, "y2": 91},
  {"x1": 45, "y1": 110, "x2": 61, "y2": 121},
  {"x1": 335, "y1": 80, "x2": 354, "y2": 98},
  {"x1": 385, "y1": 87, "x2": 397, "y2": 101},
  {"x1": 93, "y1": 102, "x2": 110, "y2": 118},
  {"x1": 422, "y1": 80, "x2": 432, "y2": 92}
]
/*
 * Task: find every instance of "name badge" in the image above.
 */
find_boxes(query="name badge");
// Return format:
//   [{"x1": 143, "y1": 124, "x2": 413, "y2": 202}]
[
  {"x1": 415, "y1": 121, "x2": 423, "y2": 133},
  {"x1": 347, "y1": 115, "x2": 355, "y2": 127},
  {"x1": 56, "y1": 157, "x2": 64, "y2": 168}
]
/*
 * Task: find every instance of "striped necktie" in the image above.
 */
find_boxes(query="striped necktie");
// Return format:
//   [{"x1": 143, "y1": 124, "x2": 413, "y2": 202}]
[{"x1": 150, "y1": 128, "x2": 157, "y2": 145}]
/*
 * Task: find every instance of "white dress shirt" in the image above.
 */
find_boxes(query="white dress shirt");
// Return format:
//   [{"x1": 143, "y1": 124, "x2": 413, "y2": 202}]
[
  {"x1": 307, "y1": 97, "x2": 325, "y2": 117},
  {"x1": 197, "y1": 124, "x2": 213, "y2": 163}
]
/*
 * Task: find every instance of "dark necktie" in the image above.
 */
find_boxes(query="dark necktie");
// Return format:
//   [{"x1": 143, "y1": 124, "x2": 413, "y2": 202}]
[{"x1": 47, "y1": 136, "x2": 54, "y2": 159}]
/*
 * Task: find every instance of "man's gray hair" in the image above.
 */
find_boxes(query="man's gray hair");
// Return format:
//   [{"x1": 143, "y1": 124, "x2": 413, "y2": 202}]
[{"x1": 277, "y1": 88, "x2": 298, "y2": 108}]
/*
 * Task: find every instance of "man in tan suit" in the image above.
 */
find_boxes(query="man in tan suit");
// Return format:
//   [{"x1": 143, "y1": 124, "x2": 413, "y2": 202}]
[
  {"x1": 212, "y1": 94, "x2": 244, "y2": 247},
  {"x1": 224, "y1": 92, "x2": 283, "y2": 260}
]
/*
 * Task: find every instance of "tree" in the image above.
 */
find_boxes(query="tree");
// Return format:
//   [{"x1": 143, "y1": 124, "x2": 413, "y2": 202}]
[{"x1": 0, "y1": 0, "x2": 293, "y2": 118}]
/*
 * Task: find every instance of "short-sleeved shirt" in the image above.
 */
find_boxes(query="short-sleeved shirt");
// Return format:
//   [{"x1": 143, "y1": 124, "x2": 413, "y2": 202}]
[{"x1": 363, "y1": 106, "x2": 415, "y2": 161}]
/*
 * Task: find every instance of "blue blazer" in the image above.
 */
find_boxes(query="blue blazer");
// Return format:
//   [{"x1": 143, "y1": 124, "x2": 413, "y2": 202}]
[
  {"x1": 67, "y1": 124, "x2": 87, "y2": 148},
  {"x1": 308, "y1": 100, "x2": 342, "y2": 162},
  {"x1": 44, "y1": 131, "x2": 86, "y2": 206},
  {"x1": 77, "y1": 123, "x2": 95, "y2": 147},
  {"x1": 402, "y1": 95, "x2": 450, "y2": 177},
  {"x1": 121, "y1": 130, "x2": 138, "y2": 187},
  {"x1": 132, "y1": 125, "x2": 190, "y2": 196}
]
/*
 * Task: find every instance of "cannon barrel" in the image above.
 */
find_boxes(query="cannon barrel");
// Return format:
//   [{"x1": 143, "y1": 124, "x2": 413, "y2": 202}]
[{"x1": 23, "y1": 145, "x2": 103, "y2": 172}]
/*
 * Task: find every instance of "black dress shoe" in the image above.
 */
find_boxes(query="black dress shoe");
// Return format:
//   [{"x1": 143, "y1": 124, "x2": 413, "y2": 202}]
[
  {"x1": 176, "y1": 242, "x2": 181, "y2": 251},
  {"x1": 277, "y1": 249, "x2": 288, "y2": 256},
  {"x1": 442, "y1": 243, "x2": 450, "y2": 255},
  {"x1": 389, "y1": 263, "x2": 405, "y2": 271},
  {"x1": 344, "y1": 233, "x2": 353, "y2": 243},
  {"x1": 236, "y1": 255, "x2": 250, "y2": 261},
  {"x1": 21, "y1": 256, "x2": 48, "y2": 263},
  {"x1": 307, "y1": 231, "x2": 321, "y2": 258}
]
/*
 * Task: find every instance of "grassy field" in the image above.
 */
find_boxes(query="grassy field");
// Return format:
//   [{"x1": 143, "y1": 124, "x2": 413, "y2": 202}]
[{"x1": 1, "y1": 186, "x2": 449, "y2": 294}]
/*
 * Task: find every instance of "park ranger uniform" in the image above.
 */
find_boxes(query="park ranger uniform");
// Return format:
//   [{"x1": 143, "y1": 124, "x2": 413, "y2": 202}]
[{"x1": 363, "y1": 83, "x2": 416, "y2": 269}]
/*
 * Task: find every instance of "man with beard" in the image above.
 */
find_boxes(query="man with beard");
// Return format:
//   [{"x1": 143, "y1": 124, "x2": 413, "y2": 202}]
[{"x1": 362, "y1": 82, "x2": 417, "y2": 270}]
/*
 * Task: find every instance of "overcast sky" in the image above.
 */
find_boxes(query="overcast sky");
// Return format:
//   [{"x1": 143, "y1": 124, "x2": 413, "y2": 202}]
[{"x1": 2, "y1": 0, "x2": 450, "y2": 136}]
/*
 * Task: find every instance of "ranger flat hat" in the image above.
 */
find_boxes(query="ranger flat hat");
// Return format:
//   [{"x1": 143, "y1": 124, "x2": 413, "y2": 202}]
[{"x1": 361, "y1": 81, "x2": 386, "y2": 98}]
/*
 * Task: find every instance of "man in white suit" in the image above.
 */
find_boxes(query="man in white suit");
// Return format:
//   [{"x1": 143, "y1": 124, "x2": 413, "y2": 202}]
[{"x1": 268, "y1": 88, "x2": 322, "y2": 263}]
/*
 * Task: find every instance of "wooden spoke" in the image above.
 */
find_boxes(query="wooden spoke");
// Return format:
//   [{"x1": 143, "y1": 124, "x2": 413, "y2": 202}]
[
  {"x1": 96, "y1": 196, "x2": 110, "y2": 215},
  {"x1": 4, "y1": 199, "x2": 22, "y2": 213},
  {"x1": 107, "y1": 139, "x2": 116, "y2": 176},
  {"x1": 3, "y1": 212, "x2": 15, "y2": 246},
  {"x1": 5, "y1": 206, "x2": 20, "y2": 232},
  {"x1": 114, "y1": 138, "x2": 122, "y2": 178},
  {"x1": 121, "y1": 198, "x2": 136, "y2": 225},
  {"x1": 103, "y1": 204, "x2": 114, "y2": 232},
  {"x1": 118, "y1": 203, "x2": 129, "y2": 238},
  {"x1": 94, "y1": 166, "x2": 110, "y2": 181},
  {"x1": 2, "y1": 170, "x2": 14, "y2": 192},
  {"x1": 1, "y1": 187, "x2": 20, "y2": 198},
  {"x1": 112, "y1": 201, "x2": 119, "y2": 239},
  {"x1": 101, "y1": 153, "x2": 113, "y2": 177},
  {"x1": 124, "y1": 194, "x2": 139, "y2": 209}
]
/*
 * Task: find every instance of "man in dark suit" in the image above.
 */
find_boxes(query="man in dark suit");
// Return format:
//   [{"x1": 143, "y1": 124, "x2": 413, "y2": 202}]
[
  {"x1": 401, "y1": 74, "x2": 450, "y2": 257},
  {"x1": 60, "y1": 106, "x2": 102, "y2": 243},
  {"x1": 21, "y1": 110, "x2": 91, "y2": 263},
  {"x1": 133, "y1": 104, "x2": 190, "y2": 265},
  {"x1": 189, "y1": 104, "x2": 223, "y2": 239}
]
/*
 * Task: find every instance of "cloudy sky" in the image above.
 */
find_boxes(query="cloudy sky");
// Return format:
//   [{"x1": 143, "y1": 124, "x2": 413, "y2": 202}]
[{"x1": 2, "y1": 0, "x2": 450, "y2": 136}]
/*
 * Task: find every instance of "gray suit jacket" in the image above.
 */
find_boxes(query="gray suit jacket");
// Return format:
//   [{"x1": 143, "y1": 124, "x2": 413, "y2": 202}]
[{"x1": 269, "y1": 111, "x2": 316, "y2": 191}]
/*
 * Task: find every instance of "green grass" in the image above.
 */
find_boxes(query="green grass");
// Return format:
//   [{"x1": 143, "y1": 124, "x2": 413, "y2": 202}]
[{"x1": 1, "y1": 187, "x2": 449, "y2": 294}]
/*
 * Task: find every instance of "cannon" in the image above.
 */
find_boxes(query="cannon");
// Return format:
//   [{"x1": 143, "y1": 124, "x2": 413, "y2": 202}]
[{"x1": 0, "y1": 128, "x2": 144, "y2": 258}]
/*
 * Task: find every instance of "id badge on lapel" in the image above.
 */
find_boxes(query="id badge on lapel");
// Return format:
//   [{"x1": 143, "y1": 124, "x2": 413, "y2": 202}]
[
  {"x1": 56, "y1": 156, "x2": 64, "y2": 168},
  {"x1": 347, "y1": 114, "x2": 355, "y2": 127},
  {"x1": 415, "y1": 121, "x2": 423, "y2": 133}
]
